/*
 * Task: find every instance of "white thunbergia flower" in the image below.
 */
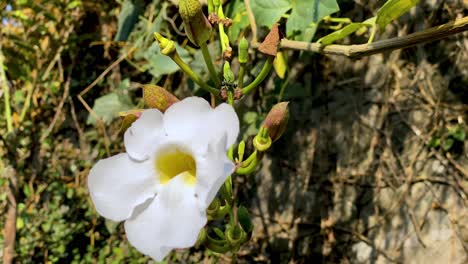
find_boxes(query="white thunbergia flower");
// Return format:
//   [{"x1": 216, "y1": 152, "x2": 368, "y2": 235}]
[{"x1": 87, "y1": 97, "x2": 239, "y2": 261}]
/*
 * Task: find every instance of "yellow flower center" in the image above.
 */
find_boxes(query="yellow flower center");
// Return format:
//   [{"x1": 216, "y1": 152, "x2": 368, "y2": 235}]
[{"x1": 155, "y1": 149, "x2": 196, "y2": 186}]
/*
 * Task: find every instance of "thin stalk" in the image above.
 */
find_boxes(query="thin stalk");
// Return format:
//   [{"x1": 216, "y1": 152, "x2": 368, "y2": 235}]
[
  {"x1": 241, "y1": 56, "x2": 274, "y2": 95},
  {"x1": 171, "y1": 52, "x2": 219, "y2": 95},
  {"x1": 0, "y1": 47, "x2": 13, "y2": 133},
  {"x1": 217, "y1": 4, "x2": 229, "y2": 53},
  {"x1": 237, "y1": 63, "x2": 246, "y2": 89},
  {"x1": 200, "y1": 42, "x2": 221, "y2": 87},
  {"x1": 227, "y1": 91, "x2": 234, "y2": 105}
]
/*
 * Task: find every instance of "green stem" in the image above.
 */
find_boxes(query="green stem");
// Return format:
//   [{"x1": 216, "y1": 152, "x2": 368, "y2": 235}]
[
  {"x1": 236, "y1": 150, "x2": 260, "y2": 175},
  {"x1": 323, "y1": 16, "x2": 352, "y2": 24},
  {"x1": 237, "y1": 64, "x2": 246, "y2": 89},
  {"x1": 217, "y1": 5, "x2": 229, "y2": 53},
  {"x1": 200, "y1": 42, "x2": 221, "y2": 87},
  {"x1": 171, "y1": 52, "x2": 219, "y2": 95},
  {"x1": 0, "y1": 47, "x2": 13, "y2": 133},
  {"x1": 227, "y1": 91, "x2": 234, "y2": 105},
  {"x1": 277, "y1": 74, "x2": 290, "y2": 102},
  {"x1": 368, "y1": 23, "x2": 377, "y2": 44},
  {"x1": 241, "y1": 56, "x2": 274, "y2": 95}
]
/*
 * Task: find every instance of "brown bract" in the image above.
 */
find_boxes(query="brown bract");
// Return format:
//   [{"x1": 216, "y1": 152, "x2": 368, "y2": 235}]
[
  {"x1": 142, "y1": 84, "x2": 179, "y2": 112},
  {"x1": 258, "y1": 23, "x2": 282, "y2": 57}
]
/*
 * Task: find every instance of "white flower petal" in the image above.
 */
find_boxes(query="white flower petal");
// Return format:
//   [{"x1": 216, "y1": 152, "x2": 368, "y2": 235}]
[
  {"x1": 124, "y1": 109, "x2": 165, "y2": 161},
  {"x1": 195, "y1": 135, "x2": 235, "y2": 209},
  {"x1": 124, "y1": 175, "x2": 206, "y2": 261},
  {"x1": 163, "y1": 97, "x2": 239, "y2": 149},
  {"x1": 88, "y1": 153, "x2": 157, "y2": 222}
]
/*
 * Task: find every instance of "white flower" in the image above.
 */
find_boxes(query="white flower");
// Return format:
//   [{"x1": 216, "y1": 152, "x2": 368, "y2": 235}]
[{"x1": 87, "y1": 97, "x2": 239, "y2": 261}]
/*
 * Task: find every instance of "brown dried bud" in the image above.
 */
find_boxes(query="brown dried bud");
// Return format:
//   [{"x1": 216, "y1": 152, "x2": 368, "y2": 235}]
[
  {"x1": 142, "y1": 84, "x2": 179, "y2": 112},
  {"x1": 179, "y1": 0, "x2": 212, "y2": 46},
  {"x1": 262, "y1": 102, "x2": 289, "y2": 142}
]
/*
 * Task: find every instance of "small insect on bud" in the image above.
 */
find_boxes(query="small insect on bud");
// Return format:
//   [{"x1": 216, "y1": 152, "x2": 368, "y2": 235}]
[
  {"x1": 263, "y1": 102, "x2": 289, "y2": 142},
  {"x1": 179, "y1": 0, "x2": 212, "y2": 46},
  {"x1": 142, "y1": 84, "x2": 179, "y2": 112}
]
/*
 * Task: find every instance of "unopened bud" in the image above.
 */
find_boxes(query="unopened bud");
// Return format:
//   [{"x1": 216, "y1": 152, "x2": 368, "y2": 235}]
[
  {"x1": 179, "y1": 0, "x2": 212, "y2": 46},
  {"x1": 154, "y1": 32, "x2": 176, "y2": 56},
  {"x1": 142, "y1": 84, "x2": 179, "y2": 112},
  {"x1": 263, "y1": 102, "x2": 289, "y2": 142},
  {"x1": 223, "y1": 62, "x2": 235, "y2": 83},
  {"x1": 238, "y1": 37, "x2": 249, "y2": 64}
]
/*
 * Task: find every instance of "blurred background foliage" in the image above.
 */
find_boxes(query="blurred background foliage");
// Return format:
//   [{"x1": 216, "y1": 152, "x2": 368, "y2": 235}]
[{"x1": 0, "y1": 0, "x2": 467, "y2": 263}]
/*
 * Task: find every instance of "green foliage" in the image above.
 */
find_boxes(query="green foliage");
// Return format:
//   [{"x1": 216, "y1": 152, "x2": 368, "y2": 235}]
[
  {"x1": 287, "y1": 0, "x2": 340, "y2": 41},
  {"x1": 250, "y1": 0, "x2": 291, "y2": 28},
  {"x1": 251, "y1": 0, "x2": 340, "y2": 40},
  {"x1": 376, "y1": 0, "x2": 420, "y2": 30},
  {"x1": 427, "y1": 124, "x2": 466, "y2": 153}
]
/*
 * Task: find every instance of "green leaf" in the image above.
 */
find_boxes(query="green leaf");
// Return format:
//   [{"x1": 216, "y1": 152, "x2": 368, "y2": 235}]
[
  {"x1": 243, "y1": 112, "x2": 258, "y2": 124},
  {"x1": 273, "y1": 51, "x2": 288, "y2": 79},
  {"x1": 286, "y1": 0, "x2": 340, "y2": 41},
  {"x1": 143, "y1": 42, "x2": 192, "y2": 78},
  {"x1": 317, "y1": 23, "x2": 363, "y2": 45},
  {"x1": 114, "y1": 0, "x2": 144, "y2": 41},
  {"x1": 238, "y1": 206, "x2": 253, "y2": 233},
  {"x1": 87, "y1": 92, "x2": 134, "y2": 125},
  {"x1": 448, "y1": 125, "x2": 466, "y2": 142},
  {"x1": 376, "y1": 0, "x2": 420, "y2": 30},
  {"x1": 427, "y1": 136, "x2": 440, "y2": 148},
  {"x1": 250, "y1": 0, "x2": 291, "y2": 28},
  {"x1": 226, "y1": 0, "x2": 251, "y2": 43},
  {"x1": 441, "y1": 138, "x2": 454, "y2": 151}
]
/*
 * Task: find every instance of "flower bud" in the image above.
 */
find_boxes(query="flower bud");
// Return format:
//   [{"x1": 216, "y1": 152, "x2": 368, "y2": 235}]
[
  {"x1": 238, "y1": 37, "x2": 249, "y2": 64},
  {"x1": 223, "y1": 62, "x2": 235, "y2": 83},
  {"x1": 179, "y1": 0, "x2": 212, "y2": 46},
  {"x1": 154, "y1": 32, "x2": 176, "y2": 56},
  {"x1": 263, "y1": 102, "x2": 289, "y2": 142}
]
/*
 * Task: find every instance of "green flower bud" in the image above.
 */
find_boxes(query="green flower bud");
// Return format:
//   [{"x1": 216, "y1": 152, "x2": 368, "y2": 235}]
[
  {"x1": 179, "y1": 0, "x2": 212, "y2": 46},
  {"x1": 263, "y1": 102, "x2": 289, "y2": 142},
  {"x1": 223, "y1": 62, "x2": 235, "y2": 83},
  {"x1": 142, "y1": 84, "x2": 179, "y2": 112},
  {"x1": 238, "y1": 37, "x2": 249, "y2": 64},
  {"x1": 153, "y1": 32, "x2": 176, "y2": 56}
]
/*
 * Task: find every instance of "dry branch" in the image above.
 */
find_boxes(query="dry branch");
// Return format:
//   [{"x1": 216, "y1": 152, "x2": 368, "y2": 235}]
[{"x1": 279, "y1": 16, "x2": 468, "y2": 58}]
